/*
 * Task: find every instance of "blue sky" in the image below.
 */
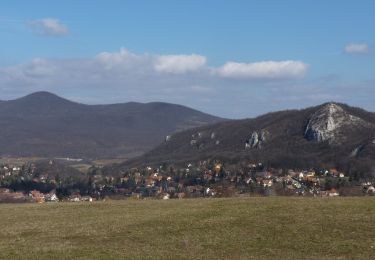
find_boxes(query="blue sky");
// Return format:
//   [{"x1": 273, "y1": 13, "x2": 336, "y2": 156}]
[{"x1": 0, "y1": 0, "x2": 374, "y2": 118}]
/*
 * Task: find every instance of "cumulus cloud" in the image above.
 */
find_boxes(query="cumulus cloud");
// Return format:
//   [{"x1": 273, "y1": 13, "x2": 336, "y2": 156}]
[
  {"x1": 154, "y1": 54, "x2": 207, "y2": 74},
  {"x1": 0, "y1": 49, "x2": 310, "y2": 89},
  {"x1": 95, "y1": 48, "x2": 147, "y2": 70},
  {"x1": 344, "y1": 43, "x2": 370, "y2": 54},
  {"x1": 215, "y1": 60, "x2": 308, "y2": 79},
  {"x1": 0, "y1": 49, "x2": 308, "y2": 86},
  {"x1": 0, "y1": 48, "x2": 311, "y2": 117},
  {"x1": 29, "y1": 18, "x2": 69, "y2": 37}
]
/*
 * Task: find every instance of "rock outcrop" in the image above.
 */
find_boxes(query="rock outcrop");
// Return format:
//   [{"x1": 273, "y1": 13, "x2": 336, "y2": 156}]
[
  {"x1": 246, "y1": 130, "x2": 268, "y2": 149},
  {"x1": 350, "y1": 145, "x2": 364, "y2": 157},
  {"x1": 304, "y1": 103, "x2": 367, "y2": 143}
]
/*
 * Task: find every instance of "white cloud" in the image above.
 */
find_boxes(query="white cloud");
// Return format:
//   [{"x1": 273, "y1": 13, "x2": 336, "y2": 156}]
[
  {"x1": 0, "y1": 50, "x2": 308, "y2": 89},
  {"x1": 216, "y1": 60, "x2": 308, "y2": 79},
  {"x1": 344, "y1": 43, "x2": 370, "y2": 54},
  {"x1": 29, "y1": 18, "x2": 69, "y2": 37},
  {"x1": 95, "y1": 48, "x2": 146, "y2": 70},
  {"x1": 154, "y1": 54, "x2": 207, "y2": 74},
  {"x1": 24, "y1": 58, "x2": 58, "y2": 77},
  {"x1": 0, "y1": 49, "x2": 311, "y2": 118}
]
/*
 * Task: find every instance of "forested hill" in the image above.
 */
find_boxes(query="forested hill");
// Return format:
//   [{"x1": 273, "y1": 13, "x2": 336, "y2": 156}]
[
  {"x1": 121, "y1": 102, "x2": 375, "y2": 170},
  {"x1": 0, "y1": 92, "x2": 223, "y2": 159}
]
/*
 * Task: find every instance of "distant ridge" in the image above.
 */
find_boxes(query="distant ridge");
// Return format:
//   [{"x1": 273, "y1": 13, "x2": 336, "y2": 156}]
[{"x1": 0, "y1": 92, "x2": 224, "y2": 159}]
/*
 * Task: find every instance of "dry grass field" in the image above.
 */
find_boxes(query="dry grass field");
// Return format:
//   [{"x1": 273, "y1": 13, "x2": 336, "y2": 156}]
[{"x1": 0, "y1": 197, "x2": 375, "y2": 259}]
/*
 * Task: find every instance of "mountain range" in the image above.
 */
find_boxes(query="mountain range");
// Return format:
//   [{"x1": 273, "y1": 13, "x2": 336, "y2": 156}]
[
  {"x1": 2, "y1": 92, "x2": 375, "y2": 174},
  {"x1": 121, "y1": 102, "x2": 375, "y2": 172},
  {"x1": 0, "y1": 92, "x2": 223, "y2": 159}
]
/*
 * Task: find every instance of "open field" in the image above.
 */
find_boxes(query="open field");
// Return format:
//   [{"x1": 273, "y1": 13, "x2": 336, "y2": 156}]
[
  {"x1": 1, "y1": 198, "x2": 375, "y2": 259},
  {"x1": 92, "y1": 158, "x2": 128, "y2": 166},
  {"x1": 0, "y1": 157, "x2": 46, "y2": 166}
]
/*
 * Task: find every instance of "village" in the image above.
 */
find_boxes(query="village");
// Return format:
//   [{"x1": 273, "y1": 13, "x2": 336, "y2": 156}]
[{"x1": 0, "y1": 159, "x2": 374, "y2": 203}]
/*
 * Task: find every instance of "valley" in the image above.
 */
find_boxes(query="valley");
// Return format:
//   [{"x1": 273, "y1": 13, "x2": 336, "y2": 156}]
[{"x1": 1, "y1": 98, "x2": 375, "y2": 202}]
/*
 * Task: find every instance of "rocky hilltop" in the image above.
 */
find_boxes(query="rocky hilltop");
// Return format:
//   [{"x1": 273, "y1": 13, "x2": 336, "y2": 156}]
[{"x1": 304, "y1": 103, "x2": 370, "y2": 143}]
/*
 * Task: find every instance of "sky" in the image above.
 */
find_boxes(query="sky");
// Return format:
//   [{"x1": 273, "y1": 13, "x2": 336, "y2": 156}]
[{"x1": 0, "y1": 0, "x2": 374, "y2": 118}]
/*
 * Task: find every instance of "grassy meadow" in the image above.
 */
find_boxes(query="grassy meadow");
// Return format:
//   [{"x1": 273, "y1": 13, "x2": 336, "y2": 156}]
[{"x1": 0, "y1": 197, "x2": 375, "y2": 259}]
